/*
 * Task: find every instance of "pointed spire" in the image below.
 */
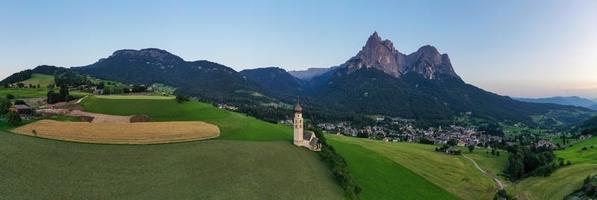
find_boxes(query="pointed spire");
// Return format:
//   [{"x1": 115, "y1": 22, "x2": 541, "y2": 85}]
[{"x1": 294, "y1": 96, "x2": 302, "y2": 113}]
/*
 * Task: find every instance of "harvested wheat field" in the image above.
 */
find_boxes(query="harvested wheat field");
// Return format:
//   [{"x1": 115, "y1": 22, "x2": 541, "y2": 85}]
[{"x1": 13, "y1": 120, "x2": 220, "y2": 144}]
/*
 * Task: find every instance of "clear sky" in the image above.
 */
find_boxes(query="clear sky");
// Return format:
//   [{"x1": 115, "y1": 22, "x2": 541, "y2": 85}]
[{"x1": 1, "y1": 0, "x2": 596, "y2": 98}]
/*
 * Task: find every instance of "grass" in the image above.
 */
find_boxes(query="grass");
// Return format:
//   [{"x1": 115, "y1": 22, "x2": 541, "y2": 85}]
[
  {"x1": 505, "y1": 137, "x2": 597, "y2": 199},
  {"x1": 20, "y1": 73, "x2": 55, "y2": 87},
  {"x1": 556, "y1": 137, "x2": 597, "y2": 164},
  {"x1": 509, "y1": 164, "x2": 597, "y2": 200},
  {"x1": 328, "y1": 137, "x2": 459, "y2": 200},
  {"x1": 94, "y1": 95, "x2": 175, "y2": 100},
  {"x1": 1, "y1": 95, "x2": 344, "y2": 199},
  {"x1": 0, "y1": 88, "x2": 49, "y2": 99},
  {"x1": 0, "y1": 87, "x2": 90, "y2": 100},
  {"x1": 462, "y1": 148, "x2": 509, "y2": 180},
  {"x1": 0, "y1": 132, "x2": 343, "y2": 199},
  {"x1": 329, "y1": 135, "x2": 497, "y2": 200},
  {"x1": 81, "y1": 96, "x2": 292, "y2": 141}
]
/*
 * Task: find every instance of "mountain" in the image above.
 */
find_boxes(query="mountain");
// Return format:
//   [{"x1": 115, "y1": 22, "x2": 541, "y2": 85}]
[
  {"x1": 516, "y1": 96, "x2": 597, "y2": 110},
  {"x1": 72, "y1": 48, "x2": 260, "y2": 102},
  {"x1": 240, "y1": 67, "x2": 304, "y2": 101},
  {"x1": 300, "y1": 32, "x2": 592, "y2": 126},
  {"x1": 344, "y1": 32, "x2": 458, "y2": 79},
  {"x1": 288, "y1": 67, "x2": 337, "y2": 80},
  {"x1": 0, "y1": 65, "x2": 67, "y2": 86}
]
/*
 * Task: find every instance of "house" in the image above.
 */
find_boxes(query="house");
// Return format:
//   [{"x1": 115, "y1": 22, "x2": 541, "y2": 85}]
[
  {"x1": 580, "y1": 134, "x2": 593, "y2": 140},
  {"x1": 536, "y1": 140, "x2": 557, "y2": 149},
  {"x1": 10, "y1": 104, "x2": 33, "y2": 115}
]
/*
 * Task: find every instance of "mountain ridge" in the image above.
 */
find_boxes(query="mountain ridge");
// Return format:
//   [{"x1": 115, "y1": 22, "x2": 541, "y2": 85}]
[
  {"x1": 516, "y1": 96, "x2": 597, "y2": 111},
  {"x1": 1, "y1": 34, "x2": 593, "y2": 127}
]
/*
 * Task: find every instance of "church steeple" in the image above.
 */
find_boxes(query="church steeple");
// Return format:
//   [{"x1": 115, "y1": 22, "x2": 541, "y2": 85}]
[
  {"x1": 293, "y1": 97, "x2": 304, "y2": 145},
  {"x1": 294, "y1": 97, "x2": 302, "y2": 113}
]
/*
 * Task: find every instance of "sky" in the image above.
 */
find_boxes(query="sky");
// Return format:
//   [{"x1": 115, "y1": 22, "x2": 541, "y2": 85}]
[{"x1": 1, "y1": 0, "x2": 596, "y2": 98}]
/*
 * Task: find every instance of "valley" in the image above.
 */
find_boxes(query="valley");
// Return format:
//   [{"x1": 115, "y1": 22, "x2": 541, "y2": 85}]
[{"x1": 0, "y1": 30, "x2": 595, "y2": 200}]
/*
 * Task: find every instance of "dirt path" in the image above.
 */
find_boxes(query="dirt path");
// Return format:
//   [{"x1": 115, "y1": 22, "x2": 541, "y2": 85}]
[
  {"x1": 463, "y1": 155, "x2": 505, "y2": 190},
  {"x1": 37, "y1": 109, "x2": 132, "y2": 123},
  {"x1": 75, "y1": 95, "x2": 89, "y2": 104}
]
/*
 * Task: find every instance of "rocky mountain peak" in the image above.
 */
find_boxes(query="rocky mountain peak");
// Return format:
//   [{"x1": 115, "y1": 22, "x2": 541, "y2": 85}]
[
  {"x1": 345, "y1": 32, "x2": 406, "y2": 77},
  {"x1": 344, "y1": 32, "x2": 459, "y2": 80}
]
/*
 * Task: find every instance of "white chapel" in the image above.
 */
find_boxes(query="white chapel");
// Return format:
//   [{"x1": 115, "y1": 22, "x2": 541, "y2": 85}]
[{"x1": 293, "y1": 98, "x2": 321, "y2": 151}]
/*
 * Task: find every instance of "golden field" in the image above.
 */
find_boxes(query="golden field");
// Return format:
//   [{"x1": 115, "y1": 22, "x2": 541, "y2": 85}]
[{"x1": 13, "y1": 120, "x2": 220, "y2": 144}]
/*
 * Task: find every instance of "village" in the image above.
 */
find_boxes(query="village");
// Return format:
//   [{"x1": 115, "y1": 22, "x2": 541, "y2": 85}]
[{"x1": 313, "y1": 117, "x2": 582, "y2": 153}]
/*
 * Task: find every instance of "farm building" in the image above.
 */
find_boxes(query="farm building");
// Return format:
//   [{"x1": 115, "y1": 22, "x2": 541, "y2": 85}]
[{"x1": 10, "y1": 104, "x2": 33, "y2": 115}]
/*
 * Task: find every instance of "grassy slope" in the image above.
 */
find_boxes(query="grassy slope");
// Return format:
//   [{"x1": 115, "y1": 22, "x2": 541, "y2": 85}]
[
  {"x1": 329, "y1": 138, "x2": 459, "y2": 200},
  {"x1": 509, "y1": 164, "x2": 597, "y2": 200},
  {"x1": 556, "y1": 137, "x2": 597, "y2": 164},
  {"x1": 94, "y1": 95, "x2": 175, "y2": 100},
  {"x1": 0, "y1": 132, "x2": 343, "y2": 199},
  {"x1": 329, "y1": 135, "x2": 497, "y2": 200},
  {"x1": 20, "y1": 73, "x2": 54, "y2": 87},
  {"x1": 506, "y1": 138, "x2": 597, "y2": 200},
  {"x1": 0, "y1": 88, "x2": 49, "y2": 98},
  {"x1": 0, "y1": 95, "x2": 343, "y2": 199},
  {"x1": 0, "y1": 88, "x2": 89, "y2": 99},
  {"x1": 81, "y1": 96, "x2": 291, "y2": 141},
  {"x1": 462, "y1": 148, "x2": 509, "y2": 180}
]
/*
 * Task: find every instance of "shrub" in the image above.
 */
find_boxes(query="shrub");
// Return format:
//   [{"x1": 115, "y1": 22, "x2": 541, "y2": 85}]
[
  {"x1": 312, "y1": 128, "x2": 361, "y2": 199},
  {"x1": 5, "y1": 94, "x2": 14, "y2": 99},
  {"x1": 176, "y1": 94, "x2": 190, "y2": 103},
  {"x1": 493, "y1": 189, "x2": 514, "y2": 200},
  {"x1": 6, "y1": 111, "x2": 21, "y2": 126},
  {"x1": 14, "y1": 100, "x2": 26, "y2": 105},
  {"x1": 0, "y1": 98, "x2": 11, "y2": 115}
]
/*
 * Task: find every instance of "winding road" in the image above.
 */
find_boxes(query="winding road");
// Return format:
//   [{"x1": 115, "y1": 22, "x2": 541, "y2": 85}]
[{"x1": 463, "y1": 155, "x2": 505, "y2": 190}]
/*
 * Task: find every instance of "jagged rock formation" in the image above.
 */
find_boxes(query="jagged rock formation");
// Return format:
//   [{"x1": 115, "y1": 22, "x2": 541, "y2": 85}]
[{"x1": 345, "y1": 32, "x2": 458, "y2": 79}]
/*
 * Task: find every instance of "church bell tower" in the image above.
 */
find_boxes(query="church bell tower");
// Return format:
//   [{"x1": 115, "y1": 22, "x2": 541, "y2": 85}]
[{"x1": 293, "y1": 97, "x2": 303, "y2": 145}]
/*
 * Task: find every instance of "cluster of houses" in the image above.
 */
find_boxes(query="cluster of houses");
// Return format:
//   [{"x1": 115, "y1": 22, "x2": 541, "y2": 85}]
[
  {"x1": 217, "y1": 104, "x2": 238, "y2": 111},
  {"x1": 315, "y1": 118, "x2": 504, "y2": 148}
]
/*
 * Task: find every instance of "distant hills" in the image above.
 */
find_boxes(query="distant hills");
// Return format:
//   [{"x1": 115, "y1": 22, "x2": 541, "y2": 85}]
[
  {"x1": 288, "y1": 67, "x2": 337, "y2": 81},
  {"x1": 71, "y1": 48, "x2": 264, "y2": 103},
  {"x1": 516, "y1": 96, "x2": 597, "y2": 111},
  {"x1": 2, "y1": 33, "x2": 593, "y2": 127}
]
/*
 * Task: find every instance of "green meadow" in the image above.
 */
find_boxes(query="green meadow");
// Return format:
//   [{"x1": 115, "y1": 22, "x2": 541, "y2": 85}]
[
  {"x1": 329, "y1": 137, "x2": 460, "y2": 200},
  {"x1": 509, "y1": 164, "x2": 597, "y2": 200},
  {"x1": 81, "y1": 96, "x2": 292, "y2": 141},
  {"x1": 505, "y1": 137, "x2": 597, "y2": 200},
  {"x1": 556, "y1": 137, "x2": 597, "y2": 164},
  {"x1": 3, "y1": 94, "x2": 595, "y2": 199},
  {"x1": 0, "y1": 88, "x2": 49, "y2": 99},
  {"x1": 0, "y1": 95, "x2": 343, "y2": 199},
  {"x1": 0, "y1": 133, "x2": 343, "y2": 199},
  {"x1": 329, "y1": 135, "x2": 497, "y2": 200},
  {"x1": 20, "y1": 73, "x2": 55, "y2": 87}
]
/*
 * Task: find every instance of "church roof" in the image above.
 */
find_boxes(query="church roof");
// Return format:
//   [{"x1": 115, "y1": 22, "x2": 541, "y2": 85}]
[
  {"x1": 303, "y1": 130, "x2": 313, "y2": 141},
  {"x1": 294, "y1": 98, "x2": 302, "y2": 112}
]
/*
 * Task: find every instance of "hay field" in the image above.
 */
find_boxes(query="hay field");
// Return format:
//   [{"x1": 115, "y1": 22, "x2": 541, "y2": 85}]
[{"x1": 13, "y1": 120, "x2": 220, "y2": 144}]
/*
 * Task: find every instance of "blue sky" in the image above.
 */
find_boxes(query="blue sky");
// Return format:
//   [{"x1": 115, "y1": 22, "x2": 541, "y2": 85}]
[{"x1": 1, "y1": 0, "x2": 596, "y2": 98}]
